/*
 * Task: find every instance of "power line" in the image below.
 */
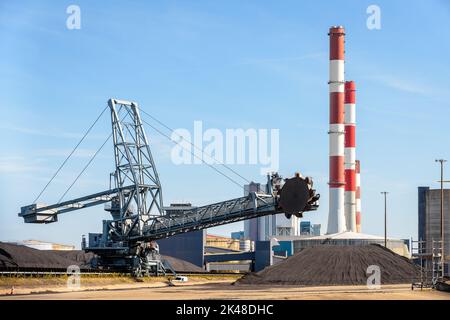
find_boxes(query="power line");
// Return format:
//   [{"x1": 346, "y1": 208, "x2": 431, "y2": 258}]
[
  {"x1": 141, "y1": 118, "x2": 244, "y2": 190},
  {"x1": 56, "y1": 110, "x2": 130, "y2": 203},
  {"x1": 57, "y1": 133, "x2": 113, "y2": 203},
  {"x1": 33, "y1": 105, "x2": 109, "y2": 203},
  {"x1": 140, "y1": 108, "x2": 251, "y2": 184},
  {"x1": 34, "y1": 104, "x2": 249, "y2": 203}
]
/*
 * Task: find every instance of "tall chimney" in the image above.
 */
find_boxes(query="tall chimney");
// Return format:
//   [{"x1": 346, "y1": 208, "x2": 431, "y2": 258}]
[
  {"x1": 356, "y1": 160, "x2": 361, "y2": 232},
  {"x1": 344, "y1": 81, "x2": 356, "y2": 232},
  {"x1": 327, "y1": 26, "x2": 346, "y2": 234}
]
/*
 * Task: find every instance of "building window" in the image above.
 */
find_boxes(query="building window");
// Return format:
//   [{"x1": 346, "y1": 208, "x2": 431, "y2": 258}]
[{"x1": 277, "y1": 227, "x2": 292, "y2": 236}]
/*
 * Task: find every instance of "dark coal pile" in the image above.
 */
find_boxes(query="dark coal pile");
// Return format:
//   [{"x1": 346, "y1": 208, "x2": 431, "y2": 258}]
[
  {"x1": 46, "y1": 251, "x2": 204, "y2": 272},
  {"x1": 161, "y1": 255, "x2": 203, "y2": 273},
  {"x1": 0, "y1": 242, "x2": 203, "y2": 273},
  {"x1": 0, "y1": 242, "x2": 88, "y2": 270},
  {"x1": 237, "y1": 244, "x2": 420, "y2": 286},
  {"x1": 45, "y1": 250, "x2": 95, "y2": 268},
  {"x1": 47, "y1": 250, "x2": 203, "y2": 272}
]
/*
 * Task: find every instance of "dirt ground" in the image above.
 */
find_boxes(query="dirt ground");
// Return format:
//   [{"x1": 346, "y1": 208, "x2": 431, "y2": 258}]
[
  {"x1": 0, "y1": 275, "x2": 236, "y2": 295},
  {"x1": 0, "y1": 277, "x2": 449, "y2": 300}
]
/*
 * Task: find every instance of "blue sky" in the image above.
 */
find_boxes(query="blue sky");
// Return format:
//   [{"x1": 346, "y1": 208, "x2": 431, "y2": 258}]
[{"x1": 1, "y1": 0, "x2": 450, "y2": 247}]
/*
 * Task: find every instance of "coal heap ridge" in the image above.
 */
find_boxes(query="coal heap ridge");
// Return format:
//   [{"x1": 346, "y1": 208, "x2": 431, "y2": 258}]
[
  {"x1": 0, "y1": 242, "x2": 84, "y2": 270},
  {"x1": 237, "y1": 244, "x2": 419, "y2": 286},
  {"x1": 0, "y1": 242, "x2": 203, "y2": 273}
]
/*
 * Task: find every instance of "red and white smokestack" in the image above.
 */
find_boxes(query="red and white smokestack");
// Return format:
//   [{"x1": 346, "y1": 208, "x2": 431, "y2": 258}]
[
  {"x1": 327, "y1": 26, "x2": 346, "y2": 234},
  {"x1": 356, "y1": 160, "x2": 361, "y2": 233},
  {"x1": 344, "y1": 81, "x2": 356, "y2": 232}
]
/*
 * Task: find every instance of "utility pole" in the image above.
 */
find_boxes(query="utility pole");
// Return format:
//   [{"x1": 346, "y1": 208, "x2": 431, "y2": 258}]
[
  {"x1": 381, "y1": 191, "x2": 388, "y2": 248},
  {"x1": 435, "y1": 159, "x2": 447, "y2": 278}
]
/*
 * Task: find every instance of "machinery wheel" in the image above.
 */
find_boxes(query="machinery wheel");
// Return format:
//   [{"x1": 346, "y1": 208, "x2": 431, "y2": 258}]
[{"x1": 278, "y1": 176, "x2": 310, "y2": 216}]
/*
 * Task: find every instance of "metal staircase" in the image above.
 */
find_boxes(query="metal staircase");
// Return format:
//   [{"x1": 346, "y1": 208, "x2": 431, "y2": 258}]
[
  {"x1": 432, "y1": 239, "x2": 444, "y2": 286},
  {"x1": 411, "y1": 239, "x2": 433, "y2": 289}
]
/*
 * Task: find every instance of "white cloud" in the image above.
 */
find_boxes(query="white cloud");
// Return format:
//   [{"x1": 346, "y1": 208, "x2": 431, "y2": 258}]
[
  {"x1": 146, "y1": 130, "x2": 178, "y2": 161},
  {"x1": 37, "y1": 148, "x2": 108, "y2": 159},
  {"x1": 371, "y1": 75, "x2": 431, "y2": 95},
  {"x1": 234, "y1": 52, "x2": 326, "y2": 84},
  {"x1": 0, "y1": 156, "x2": 45, "y2": 174},
  {"x1": 238, "y1": 52, "x2": 326, "y2": 66},
  {"x1": 0, "y1": 124, "x2": 107, "y2": 140}
]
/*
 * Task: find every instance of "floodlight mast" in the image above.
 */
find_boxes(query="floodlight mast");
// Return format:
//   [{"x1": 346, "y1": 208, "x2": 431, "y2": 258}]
[{"x1": 19, "y1": 99, "x2": 320, "y2": 276}]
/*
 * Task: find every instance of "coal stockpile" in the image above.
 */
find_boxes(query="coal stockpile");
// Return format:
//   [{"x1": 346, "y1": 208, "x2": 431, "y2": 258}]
[
  {"x1": 161, "y1": 255, "x2": 203, "y2": 273},
  {"x1": 0, "y1": 242, "x2": 87, "y2": 271},
  {"x1": 237, "y1": 244, "x2": 420, "y2": 286},
  {"x1": 0, "y1": 242, "x2": 203, "y2": 273},
  {"x1": 47, "y1": 251, "x2": 204, "y2": 272},
  {"x1": 44, "y1": 250, "x2": 95, "y2": 268}
]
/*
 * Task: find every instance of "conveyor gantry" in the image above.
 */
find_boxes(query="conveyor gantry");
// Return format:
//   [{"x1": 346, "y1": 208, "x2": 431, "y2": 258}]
[{"x1": 19, "y1": 98, "x2": 319, "y2": 276}]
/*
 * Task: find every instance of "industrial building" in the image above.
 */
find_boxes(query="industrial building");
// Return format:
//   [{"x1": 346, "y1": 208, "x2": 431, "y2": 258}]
[
  {"x1": 206, "y1": 234, "x2": 240, "y2": 251},
  {"x1": 418, "y1": 187, "x2": 450, "y2": 274},
  {"x1": 272, "y1": 232, "x2": 410, "y2": 258},
  {"x1": 158, "y1": 230, "x2": 206, "y2": 268},
  {"x1": 231, "y1": 231, "x2": 244, "y2": 240},
  {"x1": 244, "y1": 182, "x2": 299, "y2": 241},
  {"x1": 300, "y1": 221, "x2": 321, "y2": 236},
  {"x1": 11, "y1": 240, "x2": 75, "y2": 251},
  {"x1": 230, "y1": 231, "x2": 252, "y2": 251}
]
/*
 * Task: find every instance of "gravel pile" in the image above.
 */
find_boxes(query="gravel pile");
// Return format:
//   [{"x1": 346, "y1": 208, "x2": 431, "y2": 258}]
[{"x1": 236, "y1": 244, "x2": 419, "y2": 286}]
